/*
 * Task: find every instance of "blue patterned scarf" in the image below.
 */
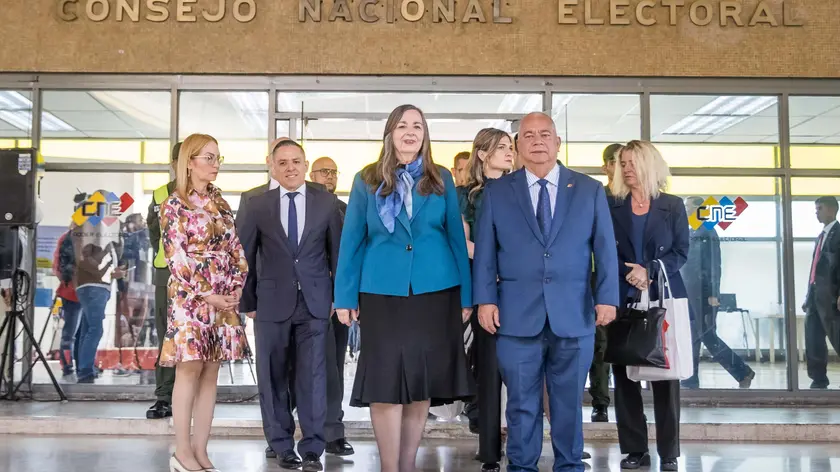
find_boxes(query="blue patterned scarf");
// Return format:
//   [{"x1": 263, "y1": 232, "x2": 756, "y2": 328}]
[{"x1": 375, "y1": 156, "x2": 425, "y2": 233}]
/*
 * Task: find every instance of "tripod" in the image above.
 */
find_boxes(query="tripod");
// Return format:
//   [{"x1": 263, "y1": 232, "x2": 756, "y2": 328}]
[{"x1": 0, "y1": 227, "x2": 67, "y2": 401}]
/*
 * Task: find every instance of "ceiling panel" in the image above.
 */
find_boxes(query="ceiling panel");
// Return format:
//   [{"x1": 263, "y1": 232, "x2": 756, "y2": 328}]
[
  {"x1": 278, "y1": 92, "x2": 541, "y2": 114},
  {"x1": 43, "y1": 91, "x2": 108, "y2": 111}
]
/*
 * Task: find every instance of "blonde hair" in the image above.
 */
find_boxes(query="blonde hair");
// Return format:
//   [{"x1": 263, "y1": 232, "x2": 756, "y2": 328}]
[
  {"x1": 611, "y1": 140, "x2": 670, "y2": 200},
  {"x1": 464, "y1": 128, "x2": 511, "y2": 203},
  {"x1": 176, "y1": 133, "x2": 219, "y2": 209}
]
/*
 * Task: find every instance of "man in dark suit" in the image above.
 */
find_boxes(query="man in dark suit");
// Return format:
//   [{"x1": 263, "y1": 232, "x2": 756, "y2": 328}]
[
  {"x1": 473, "y1": 113, "x2": 618, "y2": 472},
  {"x1": 238, "y1": 142, "x2": 354, "y2": 459},
  {"x1": 239, "y1": 140, "x2": 343, "y2": 472},
  {"x1": 680, "y1": 196, "x2": 754, "y2": 389},
  {"x1": 804, "y1": 196, "x2": 840, "y2": 389}
]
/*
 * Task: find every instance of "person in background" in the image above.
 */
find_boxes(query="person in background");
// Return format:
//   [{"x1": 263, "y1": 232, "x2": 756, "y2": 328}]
[
  {"x1": 334, "y1": 104, "x2": 474, "y2": 472},
  {"x1": 146, "y1": 142, "x2": 180, "y2": 420},
  {"x1": 160, "y1": 133, "x2": 250, "y2": 472},
  {"x1": 72, "y1": 189, "x2": 125, "y2": 385},
  {"x1": 54, "y1": 218, "x2": 82, "y2": 382},
  {"x1": 681, "y1": 196, "x2": 755, "y2": 389},
  {"x1": 804, "y1": 196, "x2": 840, "y2": 389},
  {"x1": 473, "y1": 113, "x2": 617, "y2": 472},
  {"x1": 452, "y1": 151, "x2": 470, "y2": 187},
  {"x1": 588, "y1": 143, "x2": 622, "y2": 423},
  {"x1": 608, "y1": 140, "x2": 687, "y2": 472},
  {"x1": 307, "y1": 154, "x2": 354, "y2": 457},
  {"x1": 458, "y1": 128, "x2": 514, "y2": 472}
]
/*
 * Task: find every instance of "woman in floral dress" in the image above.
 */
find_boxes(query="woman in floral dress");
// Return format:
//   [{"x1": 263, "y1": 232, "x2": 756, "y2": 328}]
[{"x1": 160, "y1": 133, "x2": 249, "y2": 472}]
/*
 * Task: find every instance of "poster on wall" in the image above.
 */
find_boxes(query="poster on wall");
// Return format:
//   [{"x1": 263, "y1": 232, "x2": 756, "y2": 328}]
[{"x1": 36, "y1": 225, "x2": 68, "y2": 270}]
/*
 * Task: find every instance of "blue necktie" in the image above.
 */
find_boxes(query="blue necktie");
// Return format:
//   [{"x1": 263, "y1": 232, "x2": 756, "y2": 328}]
[
  {"x1": 286, "y1": 192, "x2": 299, "y2": 253},
  {"x1": 536, "y1": 179, "x2": 551, "y2": 242}
]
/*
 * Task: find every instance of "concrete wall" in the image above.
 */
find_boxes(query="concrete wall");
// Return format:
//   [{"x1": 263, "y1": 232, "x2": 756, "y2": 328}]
[{"x1": 2, "y1": 0, "x2": 838, "y2": 77}]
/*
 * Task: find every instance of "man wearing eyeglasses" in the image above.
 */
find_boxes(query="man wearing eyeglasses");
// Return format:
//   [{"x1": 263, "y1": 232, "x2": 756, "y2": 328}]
[{"x1": 309, "y1": 157, "x2": 346, "y2": 216}]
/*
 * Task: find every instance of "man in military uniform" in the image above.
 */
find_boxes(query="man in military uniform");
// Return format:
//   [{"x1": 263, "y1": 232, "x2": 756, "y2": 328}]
[{"x1": 145, "y1": 142, "x2": 180, "y2": 420}]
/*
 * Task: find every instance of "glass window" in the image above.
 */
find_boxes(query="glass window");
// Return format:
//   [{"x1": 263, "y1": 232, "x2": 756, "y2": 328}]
[
  {"x1": 0, "y1": 90, "x2": 33, "y2": 138},
  {"x1": 667, "y1": 176, "x2": 786, "y2": 389},
  {"x1": 32, "y1": 171, "x2": 266, "y2": 387},
  {"x1": 179, "y1": 91, "x2": 269, "y2": 164},
  {"x1": 790, "y1": 96, "x2": 840, "y2": 169},
  {"x1": 40, "y1": 91, "x2": 171, "y2": 163},
  {"x1": 551, "y1": 94, "x2": 641, "y2": 167},
  {"x1": 277, "y1": 92, "x2": 542, "y2": 114},
  {"x1": 791, "y1": 178, "x2": 840, "y2": 390},
  {"x1": 651, "y1": 95, "x2": 779, "y2": 168}
]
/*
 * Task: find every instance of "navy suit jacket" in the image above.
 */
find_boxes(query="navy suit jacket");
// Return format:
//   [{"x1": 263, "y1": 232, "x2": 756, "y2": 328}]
[
  {"x1": 238, "y1": 182, "x2": 343, "y2": 322},
  {"x1": 472, "y1": 165, "x2": 619, "y2": 339},
  {"x1": 608, "y1": 193, "x2": 690, "y2": 303}
]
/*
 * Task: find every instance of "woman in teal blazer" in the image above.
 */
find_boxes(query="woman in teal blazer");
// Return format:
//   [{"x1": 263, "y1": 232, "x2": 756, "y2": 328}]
[{"x1": 335, "y1": 104, "x2": 474, "y2": 472}]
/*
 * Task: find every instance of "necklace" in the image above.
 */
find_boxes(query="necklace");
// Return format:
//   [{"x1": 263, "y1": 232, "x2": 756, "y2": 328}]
[{"x1": 632, "y1": 196, "x2": 648, "y2": 208}]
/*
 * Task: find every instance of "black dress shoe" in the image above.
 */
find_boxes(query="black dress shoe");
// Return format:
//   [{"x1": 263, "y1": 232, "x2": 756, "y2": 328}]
[
  {"x1": 582, "y1": 451, "x2": 591, "y2": 459},
  {"x1": 301, "y1": 452, "x2": 323, "y2": 472},
  {"x1": 265, "y1": 446, "x2": 277, "y2": 459},
  {"x1": 481, "y1": 463, "x2": 501, "y2": 472},
  {"x1": 325, "y1": 438, "x2": 354, "y2": 456},
  {"x1": 278, "y1": 450, "x2": 302, "y2": 470},
  {"x1": 145, "y1": 400, "x2": 172, "y2": 419},
  {"x1": 591, "y1": 406, "x2": 609, "y2": 423},
  {"x1": 660, "y1": 458, "x2": 678, "y2": 471},
  {"x1": 620, "y1": 452, "x2": 651, "y2": 470}
]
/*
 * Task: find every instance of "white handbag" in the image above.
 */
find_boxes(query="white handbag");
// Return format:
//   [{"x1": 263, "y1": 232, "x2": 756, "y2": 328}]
[{"x1": 626, "y1": 259, "x2": 694, "y2": 382}]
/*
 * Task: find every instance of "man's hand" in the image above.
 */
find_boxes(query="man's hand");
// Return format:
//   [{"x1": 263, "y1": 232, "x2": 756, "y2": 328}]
[
  {"x1": 462, "y1": 307, "x2": 473, "y2": 322},
  {"x1": 336, "y1": 308, "x2": 359, "y2": 327},
  {"x1": 478, "y1": 304, "x2": 500, "y2": 334},
  {"x1": 595, "y1": 304, "x2": 616, "y2": 326},
  {"x1": 245, "y1": 311, "x2": 256, "y2": 319},
  {"x1": 1, "y1": 289, "x2": 10, "y2": 309},
  {"x1": 708, "y1": 296, "x2": 720, "y2": 307}
]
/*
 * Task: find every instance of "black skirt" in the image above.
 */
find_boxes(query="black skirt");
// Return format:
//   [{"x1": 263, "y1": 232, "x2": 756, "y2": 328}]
[{"x1": 350, "y1": 286, "x2": 475, "y2": 407}]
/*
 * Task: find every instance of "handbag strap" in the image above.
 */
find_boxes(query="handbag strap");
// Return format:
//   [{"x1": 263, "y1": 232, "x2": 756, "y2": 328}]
[{"x1": 654, "y1": 259, "x2": 673, "y2": 306}]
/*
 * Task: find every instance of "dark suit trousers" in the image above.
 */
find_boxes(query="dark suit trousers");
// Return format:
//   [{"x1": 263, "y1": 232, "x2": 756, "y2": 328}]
[
  {"x1": 288, "y1": 314, "x2": 349, "y2": 442},
  {"x1": 687, "y1": 302, "x2": 750, "y2": 383},
  {"x1": 256, "y1": 292, "x2": 328, "y2": 456},
  {"x1": 497, "y1": 322, "x2": 593, "y2": 472},
  {"x1": 471, "y1": 313, "x2": 503, "y2": 464},
  {"x1": 613, "y1": 365, "x2": 680, "y2": 459},
  {"x1": 153, "y1": 282, "x2": 175, "y2": 403},
  {"x1": 588, "y1": 325, "x2": 610, "y2": 408},
  {"x1": 805, "y1": 285, "x2": 840, "y2": 385}
]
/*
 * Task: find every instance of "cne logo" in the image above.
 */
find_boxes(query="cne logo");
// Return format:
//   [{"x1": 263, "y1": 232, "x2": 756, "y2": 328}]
[
  {"x1": 72, "y1": 191, "x2": 135, "y2": 227},
  {"x1": 688, "y1": 196, "x2": 748, "y2": 231}
]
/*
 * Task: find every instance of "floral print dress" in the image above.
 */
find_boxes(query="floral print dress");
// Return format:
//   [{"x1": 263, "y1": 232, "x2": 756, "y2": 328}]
[{"x1": 158, "y1": 184, "x2": 250, "y2": 366}]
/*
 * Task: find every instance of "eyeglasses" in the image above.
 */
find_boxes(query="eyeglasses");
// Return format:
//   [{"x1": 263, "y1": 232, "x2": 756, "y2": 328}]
[
  {"x1": 312, "y1": 168, "x2": 339, "y2": 177},
  {"x1": 192, "y1": 154, "x2": 225, "y2": 165}
]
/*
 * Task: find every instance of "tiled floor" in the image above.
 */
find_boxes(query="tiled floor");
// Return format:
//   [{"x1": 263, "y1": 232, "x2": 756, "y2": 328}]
[{"x1": 1, "y1": 436, "x2": 838, "y2": 472}]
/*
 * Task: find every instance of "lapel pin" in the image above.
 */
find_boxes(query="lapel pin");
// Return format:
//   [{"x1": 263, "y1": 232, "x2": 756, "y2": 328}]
[{"x1": 567, "y1": 183, "x2": 573, "y2": 188}]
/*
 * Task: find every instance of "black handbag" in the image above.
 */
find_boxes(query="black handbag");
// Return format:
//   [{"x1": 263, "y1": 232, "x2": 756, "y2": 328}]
[{"x1": 604, "y1": 278, "x2": 668, "y2": 368}]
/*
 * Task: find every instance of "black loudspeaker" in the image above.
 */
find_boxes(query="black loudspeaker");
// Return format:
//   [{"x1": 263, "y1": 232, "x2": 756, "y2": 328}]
[{"x1": 0, "y1": 148, "x2": 38, "y2": 228}]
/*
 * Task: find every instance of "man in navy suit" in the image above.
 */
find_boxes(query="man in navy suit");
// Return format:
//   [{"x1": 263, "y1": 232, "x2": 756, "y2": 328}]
[
  {"x1": 473, "y1": 113, "x2": 619, "y2": 472},
  {"x1": 239, "y1": 140, "x2": 343, "y2": 472}
]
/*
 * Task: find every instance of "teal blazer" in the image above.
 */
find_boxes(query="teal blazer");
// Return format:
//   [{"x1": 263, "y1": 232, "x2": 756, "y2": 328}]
[{"x1": 334, "y1": 165, "x2": 472, "y2": 309}]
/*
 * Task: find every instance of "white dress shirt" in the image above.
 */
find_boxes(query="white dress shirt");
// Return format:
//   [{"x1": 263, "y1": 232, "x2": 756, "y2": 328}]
[
  {"x1": 525, "y1": 163, "x2": 560, "y2": 217},
  {"x1": 820, "y1": 220, "x2": 837, "y2": 251},
  {"x1": 271, "y1": 178, "x2": 306, "y2": 243}
]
